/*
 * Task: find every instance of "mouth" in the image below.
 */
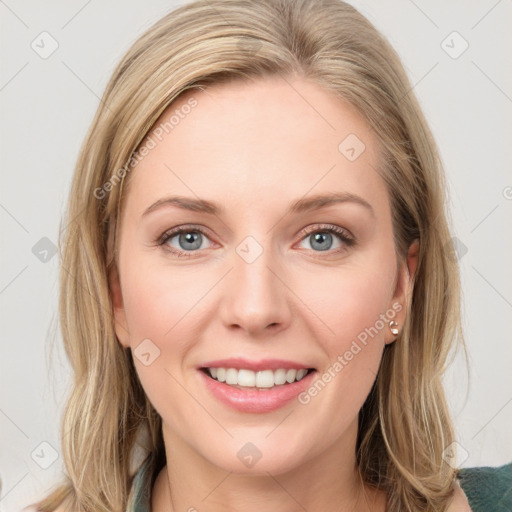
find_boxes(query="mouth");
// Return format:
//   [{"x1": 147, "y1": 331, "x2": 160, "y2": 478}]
[
  {"x1": 198, "y1": 364, "x2": 318, "y2": 413},
  {"x1": 199, "y1": 367, "x2": 317, "y2": 390}
]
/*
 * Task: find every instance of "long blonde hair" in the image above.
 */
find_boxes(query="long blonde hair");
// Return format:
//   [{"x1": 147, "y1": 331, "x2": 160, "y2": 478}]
[{"x1": 33, "y1": 0, "x2": 465, "y2": 510}]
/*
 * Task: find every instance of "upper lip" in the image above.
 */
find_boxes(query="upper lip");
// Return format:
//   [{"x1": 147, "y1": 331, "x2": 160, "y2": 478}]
[{"x1": 199, "y1": 358, "x2": 315, "y2": 372}]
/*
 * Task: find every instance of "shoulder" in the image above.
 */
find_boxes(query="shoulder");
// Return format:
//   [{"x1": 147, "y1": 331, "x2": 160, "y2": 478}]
[
  {"x1": 446, "y1": 482, "x2": 472, "y2": 511},
  {"x1": 456, "y1": 462, "x2": 512, "y2": 512}
]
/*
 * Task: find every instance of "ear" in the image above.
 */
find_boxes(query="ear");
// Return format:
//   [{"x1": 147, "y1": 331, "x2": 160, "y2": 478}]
[
  {"x1": 385, "y1": 239, "x2": 419, "y2": 345},
  {"x1": 109, "y1": 265, "x2": 131, "y2": 348}
]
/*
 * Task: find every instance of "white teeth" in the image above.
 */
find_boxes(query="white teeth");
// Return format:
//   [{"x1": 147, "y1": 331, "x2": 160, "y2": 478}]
[
  {"x1": 256, "y1": 369, "x2": 274, "y2": 388},
  {"x1": 286, "y1": 369, "x2": 297, "y2": 383},
  {"x1": 225, "y1": 368, "x2": 238, "y2": 385},
  {"x1": 274, "y1": 368, "x2": 287, "y2": 385},
  {"x1": 238, "y1": 369, "x2": 256, "y2": 387},
  {"x1": 296, "y1": 369, "x2": 308, "y2": 380},
  {"x1": 206, "y1": 367, "x2": 310, "y2": 388}
]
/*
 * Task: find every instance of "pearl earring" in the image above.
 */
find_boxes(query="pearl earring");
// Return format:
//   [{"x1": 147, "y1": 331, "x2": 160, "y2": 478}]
[{"x1": 389, "y1": 321, "x2": 399, "y2": 336}]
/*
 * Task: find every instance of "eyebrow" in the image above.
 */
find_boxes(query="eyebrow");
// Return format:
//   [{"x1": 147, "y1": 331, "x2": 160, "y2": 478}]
[{"x1": 142, "y1": 192, "x2": 375, "y2": 219}]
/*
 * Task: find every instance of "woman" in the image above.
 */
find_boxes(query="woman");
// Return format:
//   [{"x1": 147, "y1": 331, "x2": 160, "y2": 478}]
[{"x1": 27, "y1": 0, "x2": 511, "y2": 511}]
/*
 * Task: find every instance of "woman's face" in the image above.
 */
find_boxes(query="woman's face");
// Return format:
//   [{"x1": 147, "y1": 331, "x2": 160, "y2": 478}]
[{"x1": 111, "y1": 75, "x2": 417, "y2": 475}]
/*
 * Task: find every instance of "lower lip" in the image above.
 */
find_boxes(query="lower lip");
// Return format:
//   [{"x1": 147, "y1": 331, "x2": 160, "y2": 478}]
[{"x1": 198, "y1": 369, "x2": 317, "y2": 413}]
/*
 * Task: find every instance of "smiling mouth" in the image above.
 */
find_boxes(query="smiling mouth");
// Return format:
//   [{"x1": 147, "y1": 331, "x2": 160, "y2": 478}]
[{"x1": 200, "y1": 367, "x2": 316, "y2": 390}]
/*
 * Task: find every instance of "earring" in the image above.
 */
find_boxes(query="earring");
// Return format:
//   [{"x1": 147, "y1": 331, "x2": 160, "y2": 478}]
[{"x1": 389, "y1": 321, "x2": 399, "y2": 336}]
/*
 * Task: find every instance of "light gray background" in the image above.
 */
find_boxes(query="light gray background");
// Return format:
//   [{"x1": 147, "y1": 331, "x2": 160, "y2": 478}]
[{"x1": 1, "y1": 1, "x2": 511, "y2": 510}]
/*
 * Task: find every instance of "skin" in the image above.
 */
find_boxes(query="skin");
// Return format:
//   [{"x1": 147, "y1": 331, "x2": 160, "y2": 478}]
[{"x1": 109, "y1": 75, "x2": 468, "y2": 511}]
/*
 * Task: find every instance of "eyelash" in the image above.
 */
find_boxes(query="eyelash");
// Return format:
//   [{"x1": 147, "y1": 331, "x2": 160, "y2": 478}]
[{"x1": 156, "y1": 223, "x2": 356, "y2": 258}]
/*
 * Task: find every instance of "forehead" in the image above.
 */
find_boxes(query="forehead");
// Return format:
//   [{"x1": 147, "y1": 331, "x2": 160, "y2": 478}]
[{"x1": 123, "y1": 75, "x2": 388, "y2": 222}]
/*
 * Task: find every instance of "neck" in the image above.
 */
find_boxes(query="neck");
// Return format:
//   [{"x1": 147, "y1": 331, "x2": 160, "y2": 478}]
[{"x1": 151, "y1": 418, "x2": 386, "y2": 512}]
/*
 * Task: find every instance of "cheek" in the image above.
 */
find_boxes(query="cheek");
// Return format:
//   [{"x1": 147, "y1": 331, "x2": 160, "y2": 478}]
[
  {"x1": 118, "y1": 256, "x2": 197, "y2": 392},
  {"x1": 302, "y1": 261, "x2": 395, "y2": 351},
  {"x1": 296, "y1": 259, "x2": 396, "y2": 414},
  {"x1": 293, "y1": 272, "x2": 392, "y2": 436},
  {"x1": 120, "y1": 261, "x2": 198, "y2": 426},
  {"x1": 121, "y1": 255, "x2": 205, "y2": 344}
]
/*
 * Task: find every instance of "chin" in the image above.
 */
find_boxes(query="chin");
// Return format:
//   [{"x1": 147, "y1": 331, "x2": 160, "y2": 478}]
[{"x1": 202, "y1": 438, "x2": 311, "y2": 476}]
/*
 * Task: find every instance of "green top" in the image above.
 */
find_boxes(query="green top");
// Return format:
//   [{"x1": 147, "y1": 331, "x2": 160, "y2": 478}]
[
  {"x1": 456, "y1": 463, "x2": 512, "y2": 511},
  {"x1": 127, "y1": 456, "x2": 512, "y2": 511}
]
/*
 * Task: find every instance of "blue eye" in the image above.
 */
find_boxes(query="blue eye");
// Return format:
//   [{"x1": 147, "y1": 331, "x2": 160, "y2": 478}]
[
  {"x1": 299, "y1": 224, "x2": 355, "y2": 252},
  {"x1": 158, "y1": 226, "x2": 212, "y2": 256},
  {"x1": 157, "y1": 223, "x2": 355, "y2": 258}
]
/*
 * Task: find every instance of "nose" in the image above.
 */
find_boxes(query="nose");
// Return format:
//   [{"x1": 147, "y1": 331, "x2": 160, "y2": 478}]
[{"x1": 218, "y1": 239, "x2": 291, "y2": 337}]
